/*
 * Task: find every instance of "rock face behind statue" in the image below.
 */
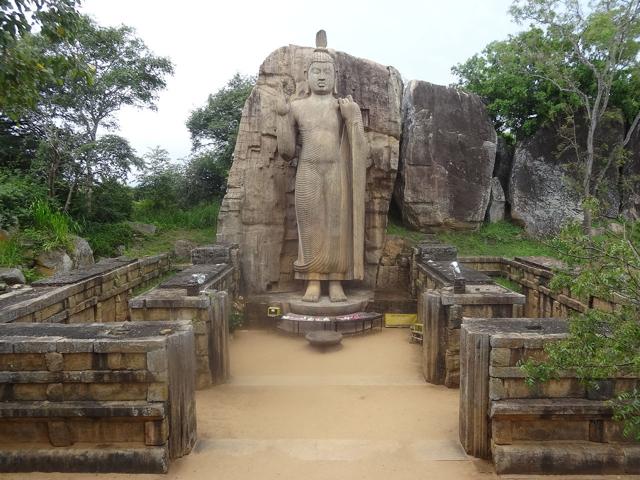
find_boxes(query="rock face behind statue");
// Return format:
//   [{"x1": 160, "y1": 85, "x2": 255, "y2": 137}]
[
  {"x1": 394, "y1": 80, "x2": 497, "y2": 231},
  {"x1": 217, "y1": 45, "x2": 403, "y2": 294},
  {"x1": 510, "y1": 117, "x2": 623, "y2": 237}
]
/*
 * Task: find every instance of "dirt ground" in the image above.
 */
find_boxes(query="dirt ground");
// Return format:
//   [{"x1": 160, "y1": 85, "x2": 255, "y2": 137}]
[{"x1": 1, "y1": 328, "x2": 637, "y2": 480}]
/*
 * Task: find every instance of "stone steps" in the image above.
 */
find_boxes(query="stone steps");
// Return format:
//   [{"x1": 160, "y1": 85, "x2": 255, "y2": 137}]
[
  {"x1": 0, "y1": 445, "x2": 168, "y2": 473},
  {"x1": 493, "y1": 441, "x2": 640, "y2": 475}
]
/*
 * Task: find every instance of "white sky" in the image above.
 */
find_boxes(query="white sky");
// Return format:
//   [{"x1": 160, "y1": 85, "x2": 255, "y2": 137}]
[{"x1": 81, "y1": 0, "x2": 522, "y2": 161}]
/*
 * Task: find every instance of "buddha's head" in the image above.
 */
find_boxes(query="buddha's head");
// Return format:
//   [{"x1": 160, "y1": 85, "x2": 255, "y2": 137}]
[{"x1": 307, "y1": 30, "x2": 335, "y2": 96}]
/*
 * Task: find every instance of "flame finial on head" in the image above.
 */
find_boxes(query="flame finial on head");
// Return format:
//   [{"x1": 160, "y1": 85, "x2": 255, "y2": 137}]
[
  {"x1": 309, "y1": 29, "x2": 333, "y2": 67},
  {"x1": 316, "y1": 30, "x2": 327, "y2": 49}
]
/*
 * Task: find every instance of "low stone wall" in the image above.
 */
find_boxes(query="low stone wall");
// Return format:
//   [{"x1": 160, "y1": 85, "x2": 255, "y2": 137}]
[
  {"x1": 420, "y1": 286, "x2": 525, "y2": 387},
  {"x1": 459, "y1": 318, "x2": 640, "y2": 475},
  {"x1": 459, "y1": 255, "x2": 618, "y2": 317},
  {"x1": 129, "y1": 288, "x2": 230, "y2": 389},
  {"x1": 0, "y1": 255, "x2": 171, "y2": 325},
  {"x1": 0, "y1": 321, "x2": 196, "y2": 473},
  {"x1": 191, "y1": 244, "x2": 240, "y2": 298}
]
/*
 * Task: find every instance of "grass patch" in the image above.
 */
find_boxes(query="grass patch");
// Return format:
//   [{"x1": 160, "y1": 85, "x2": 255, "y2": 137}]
[
  {"x1": 132, "y1": 201, "x2": 220, "y2": 230},
  {"x1": 386, "y1": 216, "x2": 425, "y2": 244},
  {"x1": 437, "y1": 221, "x2": 557, "y2": 258},
  {"x1": 82, "y1": 222, "x2": 135, "y2": 258},
  {"x1": 125, "y1": 227, "x2": 216, "y2": 258},
  {"x1": 130, "y1": 268, "x2": 178, "y2": 297},
  {"x1": 493, "y1": 276, "x2": 523, "y2": 293}
]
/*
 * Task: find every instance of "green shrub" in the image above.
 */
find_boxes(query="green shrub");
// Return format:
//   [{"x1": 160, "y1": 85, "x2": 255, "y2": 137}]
[
  {"x1": 0, "y1": 173, "x2": 47, "y2": 229},
  {"x1": 132, "y1": 201, "x2": 220, "y2": 230},
  {"x1": 82, "y1": 222, "x2": 134, "y2": 258},
  {"x1": 28, "y1": 200, "x2": 78, "y2": 250},
  {"x1": 437, "y1": 221, "x2": 556, "y2": 258},
  {"x1": 0, "y1": 236, "x2": 24, "y2": 267}
]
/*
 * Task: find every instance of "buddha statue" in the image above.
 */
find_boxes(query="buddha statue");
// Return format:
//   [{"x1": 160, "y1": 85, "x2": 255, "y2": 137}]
[{"x1": 276, "y1": 30, "x2": 369, "y2": 302}]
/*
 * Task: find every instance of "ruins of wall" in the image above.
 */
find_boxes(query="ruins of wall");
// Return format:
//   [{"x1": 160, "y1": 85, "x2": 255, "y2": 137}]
[
  {"x1": 0, "y1": 321, "x2": 196, "y2": 474},
  {"x1": 459, "y1": 318, "x2": 640, "y2": 475},
  {"x1": 0, "y1": 255, "x2": 171, "y2": 325}
]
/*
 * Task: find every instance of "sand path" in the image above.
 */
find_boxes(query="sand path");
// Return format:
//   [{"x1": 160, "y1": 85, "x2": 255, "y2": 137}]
[{"x1": 1, "y1": 328, "x2": 636, "y2": 479}]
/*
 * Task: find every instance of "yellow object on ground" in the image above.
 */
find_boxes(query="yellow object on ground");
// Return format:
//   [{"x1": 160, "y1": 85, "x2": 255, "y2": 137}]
[{"x1": 384, "y1": 313, "x2": 417, "y2": 327}]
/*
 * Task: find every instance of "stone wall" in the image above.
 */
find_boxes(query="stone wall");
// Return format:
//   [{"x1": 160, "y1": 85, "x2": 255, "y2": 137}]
[
  {"x1": 217, "y1": 45, "x2": 403, "y2": 294},
  {"x1": 0, "y1": 321, "x2": 196, "y2": 473},
  {"x1": 0, "y1": 255, "x2": 171, "y2": 325},
  {"x1": 460, "y1": 318, "x2": 640, "y2": 475},
  {"x1": 459, "y1": 255, "x2": 618, "y2": 317},
  {"x1": 420, "y1": 286, "x2": 525, "y2": 388},
  {"x1": 129, "y1": 289, "x2": 230, "y2": 389}
]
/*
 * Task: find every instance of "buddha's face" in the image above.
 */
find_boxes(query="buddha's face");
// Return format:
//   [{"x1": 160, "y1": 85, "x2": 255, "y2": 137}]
[{"x1": 308, "y1": 62, "x2": 335, "y2": 95}]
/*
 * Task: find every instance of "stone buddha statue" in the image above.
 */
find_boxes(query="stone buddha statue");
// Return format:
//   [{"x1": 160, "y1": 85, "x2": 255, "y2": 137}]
[{"x1": 276, "y1": 30, "x2": 369, "y2": 303}]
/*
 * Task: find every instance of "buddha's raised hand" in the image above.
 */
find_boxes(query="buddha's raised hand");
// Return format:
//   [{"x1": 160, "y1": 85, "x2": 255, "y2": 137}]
[{"x1": 338, "y1": 95, "x2": 359, "y2": 123}]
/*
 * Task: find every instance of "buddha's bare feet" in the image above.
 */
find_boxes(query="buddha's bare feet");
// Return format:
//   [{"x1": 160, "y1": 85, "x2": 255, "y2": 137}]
[
  {"x1": 302, "y1": 280, "x2": 321, "y2": 302},
  {"x1": 329, "y1": 281, "x2": 347, "y2": 302}
]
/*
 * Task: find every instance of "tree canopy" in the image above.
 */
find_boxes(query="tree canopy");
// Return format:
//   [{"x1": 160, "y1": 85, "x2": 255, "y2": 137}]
[{"x1": 454, "y1": 0, "x2": 640, "y2": 229}]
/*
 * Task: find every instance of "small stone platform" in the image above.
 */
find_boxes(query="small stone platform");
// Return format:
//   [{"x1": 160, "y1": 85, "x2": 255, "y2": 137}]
[
  {"x1": 278, "y1": 311, "x2": 383, "y2": 335},
  {"x1": 305, "y1": 330, "x2": 343, "y2": 348}
]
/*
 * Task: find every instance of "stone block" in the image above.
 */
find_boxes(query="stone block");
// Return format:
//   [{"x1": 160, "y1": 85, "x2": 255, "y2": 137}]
[
  {"x1": 13, "y1": 384, "x2": 47, "y2": 401},
  {"x1": 47, "y1": 420, "x2": 73, "y2": 447},
  {"x1": 146, "y1": 350, "x2": 168, "y2": 375},
  {"x1": 107, "y1": 353, "x2": 146, "y2": 370},
  {"x1": 88, "y1": 383, "x2": 148, "y2": 401},
  {"x1": 0, "y1": 354, "x2": 46, "y2": 371},
  {"x1": 490, "y1": 348, "x2": 512, "y2": 367},
  {"x1": 45, "y1": 352, "x2": 64, "y2": 372},
  {"x1": 147, "y1": 383, "x2": 169, "y2": 402},
  {"x1": 46, "y1": 383, "x2": 64, "y2": 402},
  {"x1": 145, "y1": 419, "x2": 168, "y2": 446},
  {"x1": 63, "y1": 353, "x2": 93, "y2": 371}
]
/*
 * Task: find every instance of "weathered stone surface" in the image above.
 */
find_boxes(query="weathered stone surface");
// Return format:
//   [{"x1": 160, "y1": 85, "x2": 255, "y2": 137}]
[
  {"x1": 35, "y1": 250, "x2": 73, "y2": 277},
  {"x1": 217, "y1": 44, "x2": 402, "y2": 294},
  {"x1": 69, "y1": 235, "x2": 94, "y2": 269},
  {"x1": 494, "y1": 136, "x2": 514, "y2": 196},
  {"x1": 394, "y1": 80, "x2": 497, "y2": 231},
  {"x1": 510, "y1": 119, "x2": 623, "y2": 237},
  {"x1": 126, "y1": 222, "x2": 157, "y2": 236},
  {"x1": 0, "y1": 267, "x2": 25, "y2": 285},
  {"x1": 487, "y1": 177, "x2": 506, "y2": 223},
  {"x1": 173, "y1": 240, "x2": 196, "y2": 259}
]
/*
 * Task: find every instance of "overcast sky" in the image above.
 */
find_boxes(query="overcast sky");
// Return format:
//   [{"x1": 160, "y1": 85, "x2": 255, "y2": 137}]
[{"x1": 81, "y1": 0, "x2": 522, "y2": 161}]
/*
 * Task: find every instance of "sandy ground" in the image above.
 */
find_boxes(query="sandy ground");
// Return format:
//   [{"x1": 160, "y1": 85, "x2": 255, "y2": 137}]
[{"x1": 1, "y1": 328, "x2": 638, "y2": 480}]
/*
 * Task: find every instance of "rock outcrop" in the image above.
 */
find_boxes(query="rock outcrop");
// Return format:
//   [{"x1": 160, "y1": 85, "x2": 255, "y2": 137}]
[
  {"x1": 35, "y1": 249, "x2": 73, "y2": 276},
  {"x1": 487, "y1": 177, "x2": 506, "y2": 223},
  {"x1": 0, "y1": 267, "x2": 25, "y2": 285},
  {"x1": 217, "y1": 45, "x2": 403, "y2": 294},
  {"x1": 394, "y1": 80, "x2": 497, "y2": 231},
  {"x1": 494, "y1": 137, "x2": 514, "y2": 199},
  {"x1": 70, "y1": 235, "x2": 94, "y2": 269},
  {"x1": 510, "y1": 119, "x2": 623, "y2": 237}
]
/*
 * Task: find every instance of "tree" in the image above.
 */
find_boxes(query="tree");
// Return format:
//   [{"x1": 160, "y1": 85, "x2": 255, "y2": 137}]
[
  {"x1": 1, "y1": 0, "x2": 87, "y2": 118},
  {"x1": 31, "y1": 15, "x2": 172, "y2": 214},
  {"x1": 522, "y1": 220, "x2": 640, "y2": 439},
  {"x1": 452, "y1": 29, "x2": 582, "y2": 138},
  {"x1": 186, "y1": 73, "x2": 254, "y2": 174},
  {"x1": 136, "y1": 146, "x2": 183, "y2": 210}
]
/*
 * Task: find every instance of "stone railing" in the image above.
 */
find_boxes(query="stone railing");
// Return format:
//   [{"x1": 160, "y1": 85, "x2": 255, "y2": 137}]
[
  {"x1": 459, "y1": 255, "x2": 618, "y2": 317},
  {"x1": 459, "y1": 318, "x2": 640, "y2": 475},
  {"x1": 0, "y1": 255, "x2": 171, "y2": 325},
  {"x1": 129, "y1": 287, "x2": 230, "y2": 389},
  {"x1": 0, "y1": 321, "x2": 196, "y2": 474},
  {"x1": 420, "y1": 286, "x2": 525, "y2": 388}
]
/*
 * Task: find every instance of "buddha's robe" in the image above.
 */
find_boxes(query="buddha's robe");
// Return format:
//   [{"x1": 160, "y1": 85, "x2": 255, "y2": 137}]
[{"x1": 277, "y1": 95, "x2": 368, "y2": 281}]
